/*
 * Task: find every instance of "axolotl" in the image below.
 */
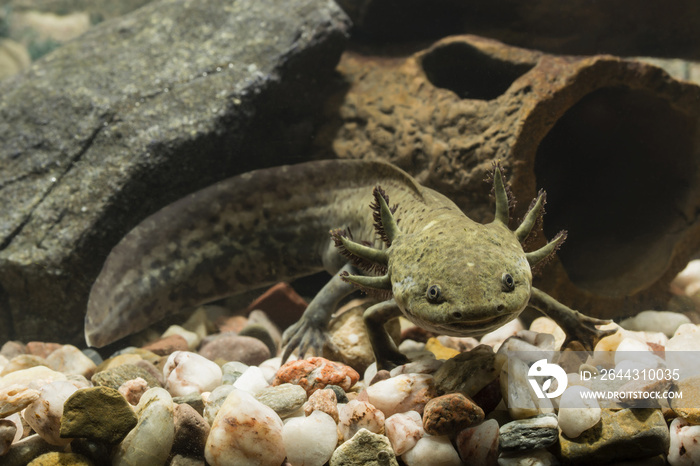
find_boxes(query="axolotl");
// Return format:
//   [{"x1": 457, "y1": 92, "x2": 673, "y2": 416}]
[{"x1": 84, "y1": 159, "x2": 611, "y2": 369}]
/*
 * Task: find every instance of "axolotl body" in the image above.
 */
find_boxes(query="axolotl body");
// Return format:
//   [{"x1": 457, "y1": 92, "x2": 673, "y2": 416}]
[{"x1": 85, "y1": 159, "x2": 610, "y2": 369}]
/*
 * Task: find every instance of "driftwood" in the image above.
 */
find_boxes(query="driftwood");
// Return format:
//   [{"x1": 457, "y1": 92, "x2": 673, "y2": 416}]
[{"x1": 317, "y1": 35, "x2": 700, "y2": 320}]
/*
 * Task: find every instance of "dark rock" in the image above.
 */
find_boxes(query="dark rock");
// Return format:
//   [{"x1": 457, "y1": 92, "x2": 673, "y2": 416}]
[
  {"x1": 499, "y1": 413, "x2": 558, "y2": 452},
  {"x1": 90, "y1": 363, "x2": 161, "y2": 389},
  {"x1": 172, "y1": 392, "x2": 205, "y2": 416},
  {"x1": 172, "y1": 403, "x2": 210, "y2": 456},
  {"x1": 433, "y1": 345, "x2": 503, "y2": 398},
  {"x1": 69, "y1": 438, "x2": 114, "y2": 464},
  {"x1": 0, "y1": 0, "x2": 350, "y2": 345},
  {"x1": 326, "y1": 384, "x2": 349, "y2": 404},
  {"x1": 0, "y1": 419, "x2": 16, "y2": 456},
  {"x1": 60, "y1": 386, "x2": 138, "y2": 444},
  {"x1": 141, "y1": 334, "x2": 189, "y2": 356}
]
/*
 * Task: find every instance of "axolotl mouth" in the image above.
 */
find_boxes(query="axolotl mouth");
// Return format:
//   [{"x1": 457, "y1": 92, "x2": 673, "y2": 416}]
[{"x1": 438, "y1": 312, "x2": 517, "y2": 337}]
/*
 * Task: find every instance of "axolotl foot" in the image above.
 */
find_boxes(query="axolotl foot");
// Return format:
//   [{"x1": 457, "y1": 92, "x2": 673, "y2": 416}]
[
  {"x1": 528, "y1": 287, "x2": 616, "y2": 351},
  {"x1": 281, "y1": 315, "x2": 338, "y2": 363}
]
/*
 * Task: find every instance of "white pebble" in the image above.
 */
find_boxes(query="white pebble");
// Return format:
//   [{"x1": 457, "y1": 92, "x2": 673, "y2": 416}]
[
  {"x1": 259, "y1": 357, "x2": 283, "y2": 383},
  {"x1": 163, "y1": 351, "x2": 222, "y2": 396},
  {"x1": 402, "y1": 435, "x2": 462, "y2": 466},
  {"x1": 365, "y1": 373, "x2": 435, "y2": 417},
  {"x1": 205, "y1": 388, "x2": 285, "y2": 466},
  {"x1": 162, "y1": 324, "x2": 201, "y2": 350},
  {"x1": 456, "y1": 419, "x2": 499, "y2": 466},
  {"x1": 23, "y1": 380, "x2": 78, "y2": 446},
  {"x1": 614, "y1": 337, "x2": 660, "y2": 368},
  {"x1": 557, "y1": 386, "x2": 601, "y2": 438},
  {"x1": 480, "y1": 319, "x2": 524, "y2": 351},
  {"x1": 620, "y1": 310, "x2": 690, "y2": 338},
  {"x1": 233, "y1": 366, "x2": 269, "y2": 394},
  {"x1": 113, "y1": 387, "x2": 175, "y2": 466},
  {"x1": 669, "y1": 417, "x2": 700, "y2": 466},
  {"x1": 0, "y1": 384, "x2": 39, "y2": 417},
  {"x1": 0, "y1": 366, "x2": 66, "y2": 390},
  {"x1": 283, "y1": 410, "x2": 338, "y2": 466},
  {"x1": 45, "y1": 344, "x2": 97, "y2": 378},
  {"x1": 385, "y1": 410, "x2": 424, "y2": 455},
  {"x1": 338, "y1": 399, "x2": 385, "y2": 441}
]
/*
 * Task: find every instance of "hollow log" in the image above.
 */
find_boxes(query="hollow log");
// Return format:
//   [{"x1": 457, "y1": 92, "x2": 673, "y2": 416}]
[{"x1": 317, "y1": 35, "x2": 700, "y2": 320}]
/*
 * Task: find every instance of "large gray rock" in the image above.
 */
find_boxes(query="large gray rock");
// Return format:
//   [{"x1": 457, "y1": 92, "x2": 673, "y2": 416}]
[{"x1": 0, "y1": 0, "x2": 349, "y2": 344}]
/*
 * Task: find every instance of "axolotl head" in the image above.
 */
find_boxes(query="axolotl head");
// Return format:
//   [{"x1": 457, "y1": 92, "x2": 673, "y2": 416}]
[
  {"x1": 388, "y1": 219, "x2": 533, "y2": 337},
  {"x1": 334, "y1": 165, "x2": 566, "y2": 338}
]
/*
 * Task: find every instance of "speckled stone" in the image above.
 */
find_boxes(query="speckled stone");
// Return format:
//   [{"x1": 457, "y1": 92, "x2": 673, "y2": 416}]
[
  {"x1": 422, "y1": 393, "x2": 484, "y2": 436},
  {"x1": 670, "y1": 375, "x2": 700, "y2": 423},
  {"x1": 558, "y1": 408, "x2": 670, "y2": 464},
  {"x1": 433, "y1": 345, "x2": 504, "y2": 397},
  {"x1": 91, "y1": 363, "x2": 161, "y2": 390},
  {"x1": 304, "y1": 388, "x2": 339, "y2": 422},
  {"x1": 27, "y1": 451, "x2": 95, "y2": 465},
  {"x1": 60, "y1": 386, "x2": 137, "y2": 444},
  {"x1": 273, "y1": 357, "x2": 359, "y2": 395},
  {"x1": 499, "y1": 414, "x2": 558, "y2": 452},
  {"x1": 330, "y1": 428, "x2": 398, "y2": 466},
  {"x1": 338, "y1": 399, "x2": 386, "y2": 441},
  {"x1": 255, "y1": 383, "x2": 307, "y2": 418}
]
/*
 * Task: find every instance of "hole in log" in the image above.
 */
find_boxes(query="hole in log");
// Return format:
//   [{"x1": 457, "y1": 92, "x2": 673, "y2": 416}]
[
  {"x1": 421, "y1": 42, "x2": 534, "y2": 100},
  {"x1": 535, "y1": 86, "x2": 697, "y2": 297}
]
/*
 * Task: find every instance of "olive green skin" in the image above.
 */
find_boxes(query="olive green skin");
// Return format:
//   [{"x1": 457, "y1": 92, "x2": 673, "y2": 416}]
[{"x1": 389, "y1": 220, "x2": 532, "y2": 337}]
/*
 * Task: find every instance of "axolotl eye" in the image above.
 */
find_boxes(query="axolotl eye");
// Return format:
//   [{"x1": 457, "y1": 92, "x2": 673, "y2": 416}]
[
  {"x1": 501, "y1": 273, "x2": 515, "y2": 292},
  {"x1": 426, "y1": 284, "x2": 443, "y2": 303}
]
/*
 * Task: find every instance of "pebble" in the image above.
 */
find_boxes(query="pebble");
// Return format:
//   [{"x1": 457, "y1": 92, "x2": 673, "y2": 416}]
[
  {"x1": 162, "y1": 324, "x2": 202, "y2": 350},
  {"x1": 255, "y1": 383, "x2": 308, "y2": 418},
  {"x1": 118, "y1": 377, "x2": 149, "y2": 405},
  {"x1": 205, "y1": 388, "x2": 285, "y2": 466},
  {"x1": 173, "y1": 402, "x2": 210, "y2": 457},
  {"x1": 258, "y1": 357, "x2": 282, "y2": 383},
  {"x1": 91, "y1": 363, "x2": 161, "y2": 390},
  {"x1": 142, "y1": 334, "x2": 190, "y2": 356},
  {"x1": 0, "y1": 418, "x2": 17, "y2": 455},
  {"x1": 480, "y1": 319, "x2": 524, "y2": 350},
  {"x1": 384, "y1": 410, "x2": 424, "y2": 455},
  {"x1": 329, "y1": 428, "x2": 398, "y2": 466},
  {"x1": 199, "y1": 334, "x2": 271, "y2": 366},
  {"x1": 670, "y1": 375, "x2": 700, "y2": 423},
  {"x1": 203, "y1": 385, "x2": 235, "y2": 425},
  {"x1": 365, "y1": 373, "x2": 436, "y2": 417},
  {"x1": 44, "y1": 345, "x2": 97, "y2": 379},
  {"x1": 27, "y1": 451, "x2": 95, "y2": 465},
  {"x1": 23, "y1": 380, "x2": 78, "y2": 446},
  {"x1": 557, "y1": 385, "x2": 601, "y2": 438},
  {"x1": 247, "y1": 310, "x2": 283, "y2": 348},
  {"x1": 425, "y1": 337, "x2": 461, "y2": 360},
  {"x1": 273, "y1": 357, "x2": 359, "y2": 395},
  {"x1": 0, "y1": 341, "x2": 27, "y2": 360},
  {"x1": 245, "y1": 282, "x2": 308, "y2": 331},
  {"x1": 422, "y1": 393, "x2": 484, "y2": 436},
  {"x1": 59, "y1": 385, "x2": 137, "y2": 444},
  {"x1": 433, "y1": 345, "x2": 504, "y2": 398},
  {"x1": 233, "y1": 365, "x2": 269, "y2": 394},
  {"x1": 497, "y1": 449, "x2": 559, "y2": 466},
  {"x1": 327, "y1": 304, "x2": 377, "y2": 373},
  {"x1": 338, "y1": 399, "x2": 385, "y2": 440},
  {"x1": 668, "y1": 417, "x2": 700, "y2": 466},
  {"x1": 401, "y1": 435, "x2": 462, "y2": 466},
  {"x1": 1, "y1": 354, "x2": 47, "y2": 375},
  {"x1": 221, "y1": 360, "x2": 248, "y2": 385},
  {"x1": 456, "y1": 419, "x2": 499, "y2": 466},
  {"x1": 239, "y1": 324, "x2": 278, "y2": 358},
  {"x1": 499, "y1": 414, "x2": 558, "y2": 452},
  {"x1": 500, "y1": 356, "x2": 554, "y2": 420},
  {"x1": 0, "y1": 384, "x2": 40, "y2": 417},
  {"x1": 283, "y1": 410, "x2": 338, "y2": 466},
  {"x1": 164, "y1": 351, "x2": 223, "y2": 396},
  {"x1": 26, "y1": 342, "x2": 62, "y2": 359},
  {"x1": 112, "y1": 387, "x2": 175, "y2": 466},
  {"x1": 620, "y1": 310, "x2": 691, "y2": 337},
  {"x1": 529, "y1": 317, "x2": 565, "y2": 350},
  {"x1": 304, "y1": 388, "x2": 339, "y2": 422},
  {"x1": 558, "y1": 408, "x2": 669, "y2": 464}
]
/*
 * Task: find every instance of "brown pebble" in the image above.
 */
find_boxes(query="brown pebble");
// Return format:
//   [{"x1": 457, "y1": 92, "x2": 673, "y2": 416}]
[
  {"x1": 423, "y1": 393, "x2": 485, "y2": 436},
  {"x1": 370, "y1": 370, "x2": 391, "y2": 385},
  {"x1": 173, "y1": 402, "x2": 210, "y2": 456},
  {"x1": 274, "y1": 357, "x2": 359, "y2": 396},
  {"x1": 245, "y1": 282, "x2": 307, "y2": 331},
  {"x1": 142, "y1": 334, "x2": 189, "y2": 356},
  {"x1": 304, "y1": 388, "x2": 339, "y2": 422},
  {"x1": 26, "y1": 342, "x2": 63, "y2": 359}
]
